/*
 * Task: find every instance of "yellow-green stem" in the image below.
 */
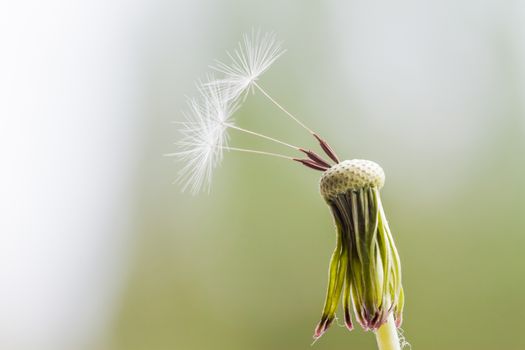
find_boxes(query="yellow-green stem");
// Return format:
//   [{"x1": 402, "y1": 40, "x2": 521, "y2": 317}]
[{"x1": 375, "y1": 315, "x2": 401, "y2": 350}]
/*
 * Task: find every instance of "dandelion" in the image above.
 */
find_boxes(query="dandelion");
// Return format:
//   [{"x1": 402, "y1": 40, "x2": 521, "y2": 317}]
[{"x1": 170, "y1": 31, "x2": 407, "y2": 350}]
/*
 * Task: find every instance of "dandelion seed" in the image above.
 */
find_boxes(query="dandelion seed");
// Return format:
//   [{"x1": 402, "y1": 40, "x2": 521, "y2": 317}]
[
  {"x1": 211, "y1": 29, "x2": 286, "y2": 101},
  {"x1": 167, "y1": 76, "x2": 236, "y2": 194}
]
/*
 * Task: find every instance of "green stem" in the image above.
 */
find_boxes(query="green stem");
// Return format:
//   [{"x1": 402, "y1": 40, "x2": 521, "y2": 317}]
[{"x1": 375, "y1": 315, "x2": 401, "y2": 350}]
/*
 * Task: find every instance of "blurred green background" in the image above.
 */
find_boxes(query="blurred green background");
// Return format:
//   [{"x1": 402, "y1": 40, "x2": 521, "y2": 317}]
[
  {"x1": 3, "y1": 1, "x2": 525, "y2": 350},
  {"x1": 112, "y1": 1, "x2": 525, "y2": 350}
]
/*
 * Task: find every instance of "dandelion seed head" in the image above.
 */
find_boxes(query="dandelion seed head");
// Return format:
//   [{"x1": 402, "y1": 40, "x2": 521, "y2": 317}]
[
  {"x1": 170, "y1": 76, "x2": 236, "y2": 194},
  {"x1": 211, "y1": 29, "x2": 286, "y2": 101},
  {"x1": 319, "y1": 160, "x2": 385, "y2": 200}
]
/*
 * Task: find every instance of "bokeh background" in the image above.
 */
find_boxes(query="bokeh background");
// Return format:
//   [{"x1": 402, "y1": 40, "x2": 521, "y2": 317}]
[{"x1": 2, "y1": 1, "x2": 525, "y2": 350}]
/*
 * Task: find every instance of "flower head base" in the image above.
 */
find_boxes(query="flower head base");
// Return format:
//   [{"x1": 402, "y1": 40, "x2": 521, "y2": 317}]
[
  {"x1": 314, "y1": 160, "x2": 404, "y2": 339},
  {"x1": 320, "y1": 159, "x2": 385, "y2": 198}
]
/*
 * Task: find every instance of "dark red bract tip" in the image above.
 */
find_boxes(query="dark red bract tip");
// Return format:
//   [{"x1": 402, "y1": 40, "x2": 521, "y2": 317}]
[
  {"x1": 313, "y1": 317, "x2": 333, "y2": 340},
  {"x1": 293, "y1": 158, "x2": 328, "y2": 172},
  {"x1": 344, "y1": 308, "x2": 354, "y2": 331},
  {"x1": 299, "y1": 148, "x2": 331, "y2": 168},
  {"x1": 313, "y1": 134, "x2": 340, "y2": 164}
]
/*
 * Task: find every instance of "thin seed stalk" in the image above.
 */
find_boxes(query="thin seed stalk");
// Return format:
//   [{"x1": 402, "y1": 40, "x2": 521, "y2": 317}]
[{"x1": 375, "y1": 315, "x2": 401, "y2": 350}]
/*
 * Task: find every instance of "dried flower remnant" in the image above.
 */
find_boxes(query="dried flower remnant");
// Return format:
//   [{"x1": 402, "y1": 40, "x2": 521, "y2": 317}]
[
  {"x1": 170, "y1": 30, "x2": 406, "y2": 350},
  {"x1": 315, "y1": 160, "x2": 404, "y2": 339}
]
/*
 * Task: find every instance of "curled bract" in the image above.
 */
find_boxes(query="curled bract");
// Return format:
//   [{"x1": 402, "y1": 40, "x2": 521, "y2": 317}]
[{"x1": 314, "y1": 159, "x2": 404, "y2": 339}]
